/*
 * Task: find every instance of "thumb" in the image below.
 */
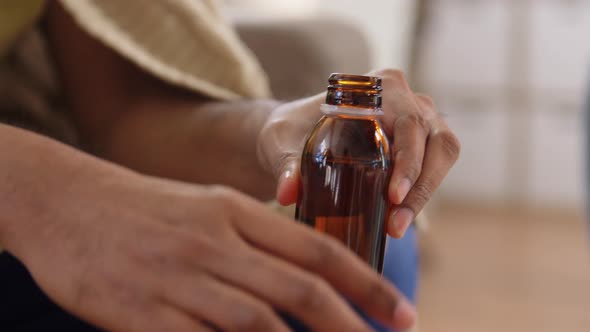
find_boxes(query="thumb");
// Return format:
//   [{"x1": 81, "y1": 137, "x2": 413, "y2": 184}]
[{"x1": 275, "y1": 158, "x2": 300, "y2": 206}]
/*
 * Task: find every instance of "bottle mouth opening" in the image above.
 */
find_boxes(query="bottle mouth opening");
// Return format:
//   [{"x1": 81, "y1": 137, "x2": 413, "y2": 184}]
[{"x1": 328, "y1": 74, "x2": 382, "y2": 90}]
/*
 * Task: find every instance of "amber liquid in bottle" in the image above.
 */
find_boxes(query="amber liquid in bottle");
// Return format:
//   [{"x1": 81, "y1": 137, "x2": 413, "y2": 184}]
[{"x1": 295, "y1": 74, "x2": 391, "y2": 272}]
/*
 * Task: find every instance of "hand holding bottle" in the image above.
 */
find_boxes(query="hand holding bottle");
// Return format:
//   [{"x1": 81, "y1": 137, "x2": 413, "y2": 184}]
[{"x1": 258, "y1": 69, "x2": 461, "y2": 239}]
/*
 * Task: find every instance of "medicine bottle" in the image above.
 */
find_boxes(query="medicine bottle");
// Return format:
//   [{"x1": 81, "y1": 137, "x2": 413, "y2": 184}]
[{"x1": 295, "y1": 74, "x2": 392, "y2": 272}]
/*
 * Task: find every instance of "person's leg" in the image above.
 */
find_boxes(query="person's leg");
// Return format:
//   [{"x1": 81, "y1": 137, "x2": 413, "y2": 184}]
[
  {"x1": 383, "y1": 225, "x2": 419, "y2": 303},
  {"x1": 0, "y1": 252, "x2": 100, "y2": 332}
]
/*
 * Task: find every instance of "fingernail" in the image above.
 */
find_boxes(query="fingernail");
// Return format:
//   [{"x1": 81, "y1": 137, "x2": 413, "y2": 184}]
[
  {"x1": 395, "y1": 178, "x2": 412, "y2": 204},
  {"x1": 276, "y1": 168, "x2": 297, "y2": 205},
  {"x1": 389, "y1": 208, "x2": 414, "y2": 238},
  {"x1": 282, "y1": 169, "x2": 294, "y2": 181},
  {"x1": 277, "y1": 169, "x2": 289, "y2": 191},
  {"x1": 393, "y1": 300, "x2": 417, "y2": 330},
  {"x1": 278, "y1": 168, "x2": 294, "y2": 188}
]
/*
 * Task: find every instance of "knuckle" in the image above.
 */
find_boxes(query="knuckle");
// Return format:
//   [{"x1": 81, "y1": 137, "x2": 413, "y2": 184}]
[
  {"x1": 435, "y1": 130, "x2": 461, "y2": 161},
  {"x1": 231, "y1": 303, "x2": 277, "y2": 331},
  {"x1": 292, "y1": 276, "x2": 329, "y2": 310},
  {"x1": 416, "y1": 94, "x2": 437, "y2": 117},
  {"x1": 241, "y1": 251, "x2": 266, "y2": 270},
  {"x1": 272, "y1": 151, "x2": 298, "y2": 178},
  {"x1": 308, "y1": 236, "x2": 340, "y2": 269},
  {"x1": 374, "y1": 69, "x2": 410, "y2": 91},
  {"x1": 409, "y1": 181, "x2": 434, "y2": 208},
  {"x1": 416, "y1": 94, "x2": 435, "y2": 108},
  {"x1": 208, "y1": 184, "x2": 236, "y2": 200},
  {"x1": 265, "y1": 115, "x2": 292, "y2": 133},
  {"x1": 170, "y1": 235, "x2": 228, "y2": 266},
  {"x1": 174, "y1": 236, "x2": 211, "y2": 256},
  {"x1": 376, "y1": 68, "x2": 406, "y2": 81},
  {"x1": 393, "y1": 151, "x2": 422, "y2": 182},
  {"x1": 396, "y1": 112, "x2": 428, "y2": 131},
  {"x1": 208, "y1": 185, "x2": 241, "y2": 210},
  {"x1": 365, "y1": 278, "x2": 396, "y2": 310},
  {"x1": 404, "y1": 161, "x2": 422, "y2": 183}
]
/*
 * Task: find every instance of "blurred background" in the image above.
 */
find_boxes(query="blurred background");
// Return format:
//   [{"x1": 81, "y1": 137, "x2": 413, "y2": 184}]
[{"x1": 225, "y1": 0, "x2": 590, "y2": 331}]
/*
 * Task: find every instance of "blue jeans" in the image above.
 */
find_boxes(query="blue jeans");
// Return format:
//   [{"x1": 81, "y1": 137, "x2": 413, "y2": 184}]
[
  {"x1": 363, "y1": 226, "x2": 419, "y2": 332},
  {"x1": 383, "y1": 225, "x2": 419, "y2": 302},
  {"x1": 370, "y1": 225, "x2": 419, "y2": 331}
]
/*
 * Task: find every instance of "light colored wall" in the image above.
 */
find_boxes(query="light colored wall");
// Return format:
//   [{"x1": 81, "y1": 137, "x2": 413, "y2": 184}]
[
  {"x1": 224, "y1": 0, "x2": 418, "y2": 70},
  {"x1": 223, "y1": 0, "x2": 317, "y2": 16},
  {"x1": 314, "y1": 0, "x2": 418, "y2": 70},
  {"x1": 418, "y1": 0, "x2": 590, "y2": 210}
]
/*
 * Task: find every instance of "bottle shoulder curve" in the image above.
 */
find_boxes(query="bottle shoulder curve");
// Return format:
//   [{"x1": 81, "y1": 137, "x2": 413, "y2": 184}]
[{"x1": 303, "y1": 116, "x2": 391, "y2": 165}]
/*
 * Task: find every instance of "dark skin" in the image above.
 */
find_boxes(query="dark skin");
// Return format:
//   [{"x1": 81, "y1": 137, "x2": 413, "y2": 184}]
[
  {"x1": 0, "y1": 1, "x2": 460, "y2": 331},
  {"x1": 45, "y1": 2, "x2": 278, "y2": 199}
]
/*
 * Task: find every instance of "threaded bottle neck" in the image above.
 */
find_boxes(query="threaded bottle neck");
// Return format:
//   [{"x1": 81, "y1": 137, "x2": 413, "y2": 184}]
[{"x1": 325, "y1": 74, "x2": 382, "y2": 109}]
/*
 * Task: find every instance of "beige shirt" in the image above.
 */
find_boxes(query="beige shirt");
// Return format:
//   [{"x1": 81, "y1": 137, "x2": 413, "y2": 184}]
[{"x1": 57, "y1": 0, "x2": 270, "y2": 100}]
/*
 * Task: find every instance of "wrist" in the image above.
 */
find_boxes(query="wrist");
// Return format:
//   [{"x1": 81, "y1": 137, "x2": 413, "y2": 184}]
[
  {"x1": 256, "y1": 94, "x2": 324, "y2": 175},
  {"x1": 255, "y1": 101, "x2": 287, "y2": 174},
  {"x1": 0, "y1": 125, "x2": 127, "y2": 258}
]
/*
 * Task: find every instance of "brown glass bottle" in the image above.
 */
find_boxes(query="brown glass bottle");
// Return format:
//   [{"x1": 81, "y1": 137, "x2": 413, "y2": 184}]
[{"x1": 295, "y1": 74, "x2": 392, "y2": 272}]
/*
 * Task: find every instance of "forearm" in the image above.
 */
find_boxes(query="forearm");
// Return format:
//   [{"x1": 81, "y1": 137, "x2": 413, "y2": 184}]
[
  {"x1": 44, "y1": 1, "x2": 283, "y2": 199},
  {"x1": 99, "y1": 95, "x2": 281, "y2": 200}
]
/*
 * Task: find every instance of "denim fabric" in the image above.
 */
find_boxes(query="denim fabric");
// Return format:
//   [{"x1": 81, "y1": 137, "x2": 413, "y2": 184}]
[{"x1": 364, "y1": 226, "x2": 419, "y2": 332}]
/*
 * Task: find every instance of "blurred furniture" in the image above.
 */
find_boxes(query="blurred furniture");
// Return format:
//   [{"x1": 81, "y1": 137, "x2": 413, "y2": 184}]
[{"x1": 234, "y1": 17, "x2": 371, "y2": 99}]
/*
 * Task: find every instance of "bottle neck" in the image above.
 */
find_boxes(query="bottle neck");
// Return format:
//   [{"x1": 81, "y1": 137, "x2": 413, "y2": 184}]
[
  {"x1": 323, "y1": 74, "x2": 383, "y2": 119},
  {"x1": 325, "y1": 74, "x2": 382, "y2": 108},
  {"x1": 320, "y1": 104, "x2": 383, "y2": 119}
]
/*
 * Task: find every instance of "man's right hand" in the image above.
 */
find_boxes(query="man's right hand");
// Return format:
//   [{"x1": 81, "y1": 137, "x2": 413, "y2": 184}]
[{"x1": 4, "y1": 150, "x2": 415, "y2": 331}]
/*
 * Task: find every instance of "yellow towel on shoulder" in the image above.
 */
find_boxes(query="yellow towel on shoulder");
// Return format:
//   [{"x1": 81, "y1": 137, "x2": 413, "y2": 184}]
[
  {"x1": 0, "y1": 0, "x2": 44, "y2": 57},
  {"x1": 59, "y1": 0, "x2": 271, "y2": 100}
]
